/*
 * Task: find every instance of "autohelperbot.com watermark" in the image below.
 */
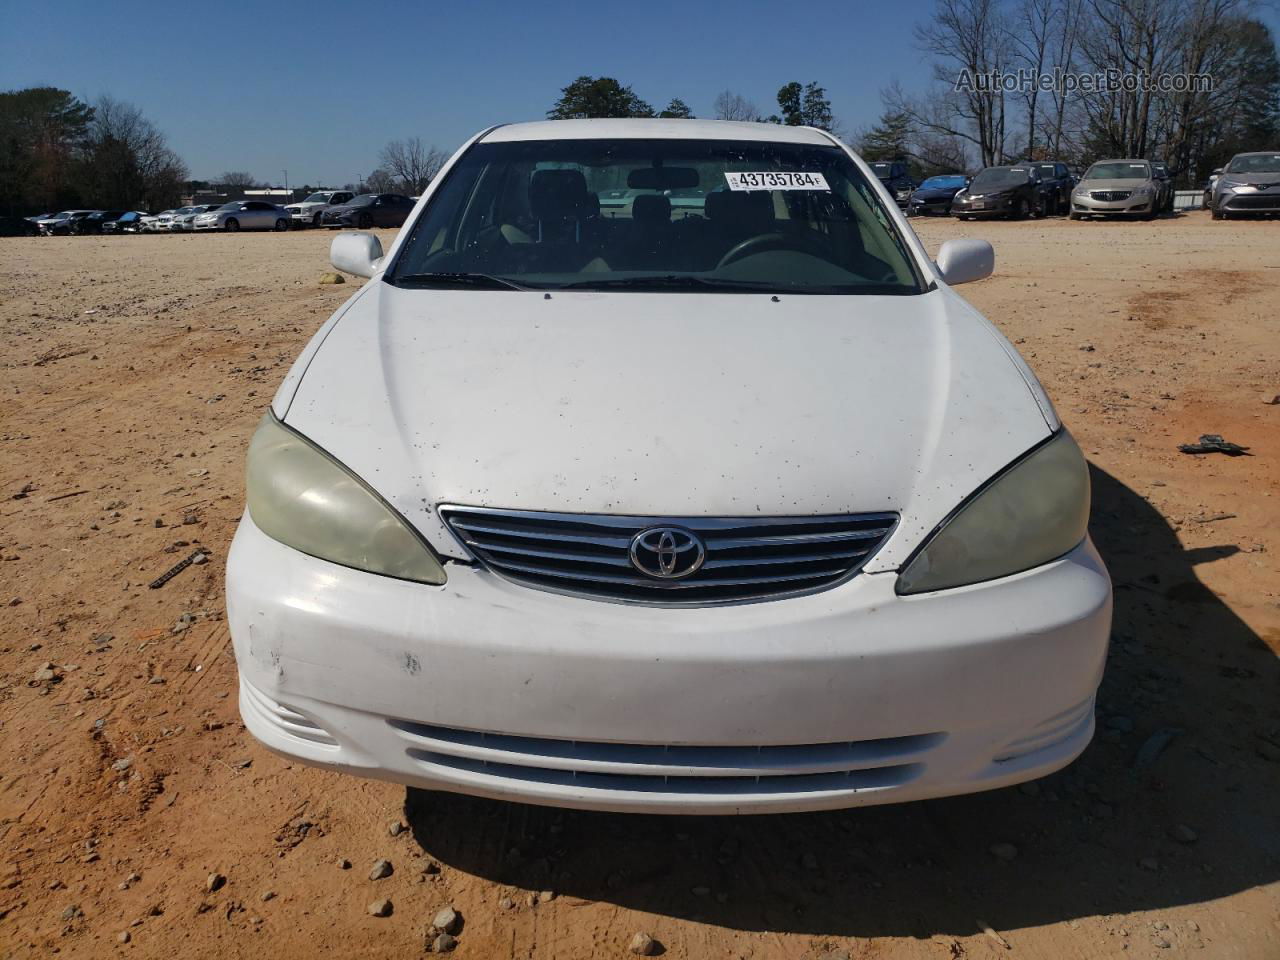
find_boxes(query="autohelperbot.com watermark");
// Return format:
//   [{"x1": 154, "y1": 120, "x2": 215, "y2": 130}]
[{"x1": 955, "y1": 68, "x2": 1213, "y2": 95}]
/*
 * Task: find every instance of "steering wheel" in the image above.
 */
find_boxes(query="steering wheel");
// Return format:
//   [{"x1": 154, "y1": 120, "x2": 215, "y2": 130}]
[{"x1": 716, "y1": 231, "x2": 837, "y2": 269}]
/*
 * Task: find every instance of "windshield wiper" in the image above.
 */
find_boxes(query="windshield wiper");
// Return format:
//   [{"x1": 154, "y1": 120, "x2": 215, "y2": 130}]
[
  {"x1": 392, "y1": 272, "x2": 529, "y2": 291},
  {"x1": 558, "y1": 275, "x2": 777, "y2": 292}
]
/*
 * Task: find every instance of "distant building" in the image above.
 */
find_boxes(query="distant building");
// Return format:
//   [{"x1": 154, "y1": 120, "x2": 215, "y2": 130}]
[{"x1": 181, "y1": 186, "x2": 319, "y2": 205}]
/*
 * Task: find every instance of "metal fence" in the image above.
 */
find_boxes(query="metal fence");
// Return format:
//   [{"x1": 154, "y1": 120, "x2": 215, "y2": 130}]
[{"x1": 1173, "y1": 190, "x2": 1204, "y2": 211}]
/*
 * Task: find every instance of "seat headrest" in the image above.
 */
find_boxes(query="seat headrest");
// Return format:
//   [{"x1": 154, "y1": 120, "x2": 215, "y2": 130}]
[
  {"x1": 530, "y1": 169, "x2": 590, "y2": 221},
  {"x1": 631, "y1": 194, "x2": 671, "y2": 225}
]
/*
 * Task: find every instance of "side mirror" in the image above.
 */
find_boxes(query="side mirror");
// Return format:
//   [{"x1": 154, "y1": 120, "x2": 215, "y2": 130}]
[
  {"x1": 331, "y1": 231, "x2": 384, "y2": 278},
  {"x1": 1211, "y1": 168, "x2": 1223, "y2": 176},
  {"x1": 935, "y1": 238, "x2": 994, "y2": 286}
]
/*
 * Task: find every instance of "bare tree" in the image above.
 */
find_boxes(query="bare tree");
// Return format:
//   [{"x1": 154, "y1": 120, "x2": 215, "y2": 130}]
[
  {"x1": 365, "y1": 167, "x2": 398, "y2": 193},
  {"x1": 379, "y1": 138, "x2": 447, "y2": 194},
  {"x1": 713, "y1": 90, "x2": 763, "y2": 122},
  {"x1": 217, "y1": 170, "x2": 258, "y2": 190},
  {"x1": 87, "y1": 95, "x2": 187, "y2": 208}
]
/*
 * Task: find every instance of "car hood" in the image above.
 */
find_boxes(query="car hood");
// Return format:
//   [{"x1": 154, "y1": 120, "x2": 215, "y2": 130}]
[
  {"x1": 913, "y1": 187, "x2": 962, "y2": 200},
  {"x1": 1222, "y1": 170, "x2": 1280, "y2": 186},
  {"x1": 279, "y1": 283, "x2": 1055, "y2": 569}
]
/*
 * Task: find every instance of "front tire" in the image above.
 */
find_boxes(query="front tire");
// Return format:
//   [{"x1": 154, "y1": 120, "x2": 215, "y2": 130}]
[
  {"x1": 274, "y1": 218, "x2": 289, "y2": 231},
  {"x1": 225, "y1": 218, "x2": 240, "y2": 232},
  {"x1": 1012, "y1": 198, "x2": 1029, "y2": 220},
  {"x1": 356, "y1": 212, "x2": 373, "y2": 230},
  {"x1": 1068, "y1": 210, "x2": 1080, "y2": 220},
  {"x1": 312, "y1": 212, "x2": 322, "y2": 226}
]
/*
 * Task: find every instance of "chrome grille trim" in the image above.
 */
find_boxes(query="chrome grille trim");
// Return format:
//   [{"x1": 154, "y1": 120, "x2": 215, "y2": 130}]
[
  {"x1": 1090, "y1": 190, "x2": 1133, "y2": 202},
  {"x1": 440, "y1": 506, "x2": 898, "y2": 605}
]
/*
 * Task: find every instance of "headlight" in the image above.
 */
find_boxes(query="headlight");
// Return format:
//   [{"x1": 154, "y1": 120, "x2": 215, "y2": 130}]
[
  {"x1": 896, "y1": 430, "x2": 1089, "y2": 595},
  {"x1": 245, "y1": 413, "x2": 447, "y2": 584}
]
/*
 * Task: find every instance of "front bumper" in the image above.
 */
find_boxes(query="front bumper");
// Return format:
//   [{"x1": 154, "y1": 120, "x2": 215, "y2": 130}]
[
  {"x1": 227, "y1": 513, "x2": 1112, "y2": 814},
  {"x1": 193, "y1": 220, "x2": 220, "y2": 230},
  {"x1": 950, "y1": 196, "x2": 1015, "y2": 217},
  {"x1": 909, "y1": 199, "x2": 953, "y2": 216},
  {"x1": 1217, "y1": 190, "x2": 1280, "y2": 213},
  {"x1": 1070, "y1": 193, "x2": 1154, "y2": 216}
]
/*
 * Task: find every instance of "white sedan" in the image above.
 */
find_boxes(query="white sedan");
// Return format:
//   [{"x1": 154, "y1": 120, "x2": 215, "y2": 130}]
[{"x1": 227, "y1": 118, "x2": 1111, "y2": 815}]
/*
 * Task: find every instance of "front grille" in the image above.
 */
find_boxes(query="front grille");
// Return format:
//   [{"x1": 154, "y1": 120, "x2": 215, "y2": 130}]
[
  {"x1": 390, "y1": 719, "x2": 938, "y2": 795},
  {"x1": 1090, "y1": 190, "x2": 1132, "y2": 202},
  {"x1": 440, "y1": 506, "x2": 897, "y2": 604},
  {"x1": 1224, "y1": 193, "x2": 1280, "y2": 210}
]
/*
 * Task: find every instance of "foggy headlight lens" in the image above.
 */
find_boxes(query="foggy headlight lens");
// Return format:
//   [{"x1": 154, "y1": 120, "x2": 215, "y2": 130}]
[
  {"x1": 246, "y1": 413, "x2": 446, "y2": 584},
  {"x1": 896, "y1": 431, "x2": 1089, "y2": 595}
]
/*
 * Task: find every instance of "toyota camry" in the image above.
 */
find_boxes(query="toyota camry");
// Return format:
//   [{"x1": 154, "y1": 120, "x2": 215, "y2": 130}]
[{"x1": 227, "y1": 119, "x2": 1112, "y2": 814}]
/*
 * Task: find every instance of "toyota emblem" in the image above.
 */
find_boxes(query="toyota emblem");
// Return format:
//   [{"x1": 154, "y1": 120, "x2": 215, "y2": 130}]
[{"x1": 629, "y1": 526, "x2": 706, "y2": 580}]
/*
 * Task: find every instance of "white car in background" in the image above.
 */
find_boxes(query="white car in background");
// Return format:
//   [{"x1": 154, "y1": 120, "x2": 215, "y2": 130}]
[
  {"x1": 283, "y1": 190, "x2": 355, "y2": 227},
  {"x1": 227, "y1": 118, "x2": 1112, "y2": 815}
]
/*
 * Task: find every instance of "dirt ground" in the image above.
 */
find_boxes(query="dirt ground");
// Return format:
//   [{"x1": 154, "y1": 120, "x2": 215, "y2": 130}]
[{"x1": 1, "y1": 213, "x2": 1278, "y2": 960}]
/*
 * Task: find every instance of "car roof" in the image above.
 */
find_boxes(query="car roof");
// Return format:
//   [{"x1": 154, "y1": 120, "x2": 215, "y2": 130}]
[
  {"x1": 1232, "y1": 150, "x2": 1279, "y2": 157},
  {"x1": 1090, "y1": 158, "x2": 1148, "y2": 164},
  {"x1": 481, "y1": 118, "x2": 836, "y2": 146}
]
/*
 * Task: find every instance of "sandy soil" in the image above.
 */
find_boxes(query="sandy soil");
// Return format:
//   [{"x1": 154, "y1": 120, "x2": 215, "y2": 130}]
[{"x1": 1, "y1": 215, "x2": 1278, "y2": 960}]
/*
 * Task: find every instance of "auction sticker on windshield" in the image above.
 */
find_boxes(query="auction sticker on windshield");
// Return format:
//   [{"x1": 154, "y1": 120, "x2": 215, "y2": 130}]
[{"x1": 725, "y1": 171, "x2": 830, "y2": 191}]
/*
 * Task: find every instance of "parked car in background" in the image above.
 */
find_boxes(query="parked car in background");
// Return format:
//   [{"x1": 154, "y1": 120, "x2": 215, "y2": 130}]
[
  {"x1": 139, "y1": 210, "x2": 174, "y2": 233},
  {"x1": 1151, "y1": 162, "x2": 1175, "y2": 213},
  {"x1": 229, "y1": 118, "x2": 1111, "y2": 816},
  {"x1": 149, "y1": 208, "x2": 186, "y2": 232},
  {"x1": 163, "y1": 206, "x2": 198, "y2": 231},
  {"x1": 1032, "y1": 162, "x2": 1075, "y2": 214},
  {"x1": 907, "y1": 174, "x2": 969, "y2": 216},
  {"x1": 868, "y1": 160, "x2": 917, "y2": 207},
  {"x1": 1210, "y1": 151, "x2": 1280, "y2": 219},
  {"x1": 36, "y1": 210, "x2": 95, "y2": 234},
  {"x1": 194, "y1": 200, "x2": 291, "y2": 232},
  {"x1": 72, "y1": 210, "x2": 128, "y2": 234},
  {"x1": 284, "y1": 190, "x2": 355, "y2": 227},
  {"x1": 175, "y1": 204, "x2": 222, "y2": 231},
  {"x1": 1068, "y1": 160, "x2": 1160, "y2": 220},
  {"x1": 101, "y1": 211, "x2": 148, "y2": 234},
  {"x1": 951, "y1": 165, "x2": 1053, "y2": 219},
  {"x1": 321, "y1": 193, "x2": 415, "y2": 229},
  {"x1": 0, "y1": 216, "x2": 40, "y2": 237}
]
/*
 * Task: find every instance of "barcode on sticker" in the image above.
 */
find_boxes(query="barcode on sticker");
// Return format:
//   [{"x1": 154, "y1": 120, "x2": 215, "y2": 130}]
[{"x1": 725, "y1": 171, "x2": 830, "y2": 191}]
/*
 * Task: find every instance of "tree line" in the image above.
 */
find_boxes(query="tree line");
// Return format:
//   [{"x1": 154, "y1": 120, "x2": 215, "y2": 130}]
[
  {"x1": 865, "y1": 0, "x2": 1279, "y2": 184},
  {"x1": 0, "y1": 87, "x2": 188, "y2": 215}
]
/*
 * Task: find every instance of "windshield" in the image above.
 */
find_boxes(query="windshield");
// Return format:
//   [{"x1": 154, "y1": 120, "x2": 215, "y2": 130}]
[
  {"x1": 921, "y1": 175, "x2": 967, "y2": 189},
  {"x1": 217, "y1": 202, "x2": 240, "y2": 211},
  {"x1": 1226, "y1": 153, "x2": 1280, "y2": 174},
  {"x1": 1083, "y1": 161, "x2": 1150, "y2": 180},
  {"x1": 388, "y1": 138, "x2": 923, "y2": 295},
  {"x1": 303, "y1": 192, "x2": 332, "y2": 203},
  {"x1": 970, "y1": 167, "x2": 1032, "y2": 191},
  {"x1": 346, "y1": 195, "x2": 374, "y2": 206}
]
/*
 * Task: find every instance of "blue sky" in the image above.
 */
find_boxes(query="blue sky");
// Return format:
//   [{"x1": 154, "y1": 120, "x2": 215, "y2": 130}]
[
  {"x1": 0, "y1": 0, "x2": 942, "y2": 185},
  {"x1": 4, "y1": 0, "x2": 1277, "y2": 187}
]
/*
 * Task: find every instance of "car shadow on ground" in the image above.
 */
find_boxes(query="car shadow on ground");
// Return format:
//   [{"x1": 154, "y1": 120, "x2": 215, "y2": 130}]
[{"x1": 405, "y1": 465, "x2": 1279, "y2": 939}]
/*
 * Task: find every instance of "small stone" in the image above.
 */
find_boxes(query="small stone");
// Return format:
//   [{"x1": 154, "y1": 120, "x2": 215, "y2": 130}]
[
  {"x1": 336, "y1": 857, "x2": 351, "y2": 870},
  {"x1": 148, "y1": 676, "x2": 165, "y2": 685},
  {"x1": 367, "y1": 898, "x2": 392, "y2": 917},
  {"x1": 421, "y1": 860, "x2": 441, "y2": 875},
  {"x1": 1170, "y1": 824, "x2": 1198, "y2": 844},
  {"x1": 112, "y1": 757, "x2": 133, "y2": 772},
  {"x1": 319, "y1": 272, "x2": 346, "y2": 285},
  {"x1": 1152, "y1": 921, "x2": 1169, "y2": 931},
  {"x1": 432, "y1": 905, "x2": 461, "y2": 934},
  {"x1": 388, "y1": 820, "x2": 405, "y2": 837},
  {"x1": 989, "y1": 842, "x2": 1018, "y2": 861},
  {"x1": 260, "y1": 890, "x2": 276, "y2": 902},
  {"x1": 431, "y1": 933, "x2": 458, "y2": 953},
  {"x1": 368, "y1": 858, "x2": 393, "y2": 880},
  {"x1": 1079, "y1": 343, "x2": 1095, "y2": 351},
  {"x1": 81, "y1": 852, "x2": 100, "y2": 864},
  {"x1": 538, "y1": 889, "x2": 555, "y2": 903},
  {"x1": 62, "y1": 904, "x2": 81, "y2": 920},
  {"x1": 499, "y1": 897, "x2": 515, "y2": 910},
  {"x1": 1153, "y1": 936, "x2": 1171, "y2": 949},
  {"x1": 629, "y1": 932, "x2": 658, "y2": 956},
  {"x1": 206, "y1": 872, "x2": 226, "y2": 893},
  {"x1": 117, "y1": 931, "x2": 131, "y2": 943},
  {"x1": 1262, "y1": 394, "x2": 1280, "y2": 405},
  {"x1": 33, "y1": 666, "x2": 57, "y2": 682},
  {"x1": 93, "y1": 633, "x2": 114, "y2": 645},
  {"x1": 192, "y1": 552, "x2": 209, "y2": 566}
]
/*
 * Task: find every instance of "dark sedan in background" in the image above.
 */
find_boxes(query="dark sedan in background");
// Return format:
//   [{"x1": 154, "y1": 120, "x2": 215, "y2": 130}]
[
  {"x1": 71, "y1": 210, "x2": 127, "y2": 234},
  {"x1": 868, "y1": 160, "x2": 918, "y2": 207},
  {"x1": 321, "y1": 193, "x2": 415, "y2": 229},
  {"x1": 907, "y1": 174, "x2": 969, "y2": 216},
  {"x1": 951, "y1": 165, "x2": 1055, "y2": 219}
]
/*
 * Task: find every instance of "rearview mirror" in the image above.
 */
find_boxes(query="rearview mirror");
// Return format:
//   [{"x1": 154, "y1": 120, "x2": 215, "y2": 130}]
[
  {"x1": 331, "y1": 231, "x2": 384, "y2": 278},
  {"x1": 935, "y1": 238, "x2": 994, "y2": 286}
]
